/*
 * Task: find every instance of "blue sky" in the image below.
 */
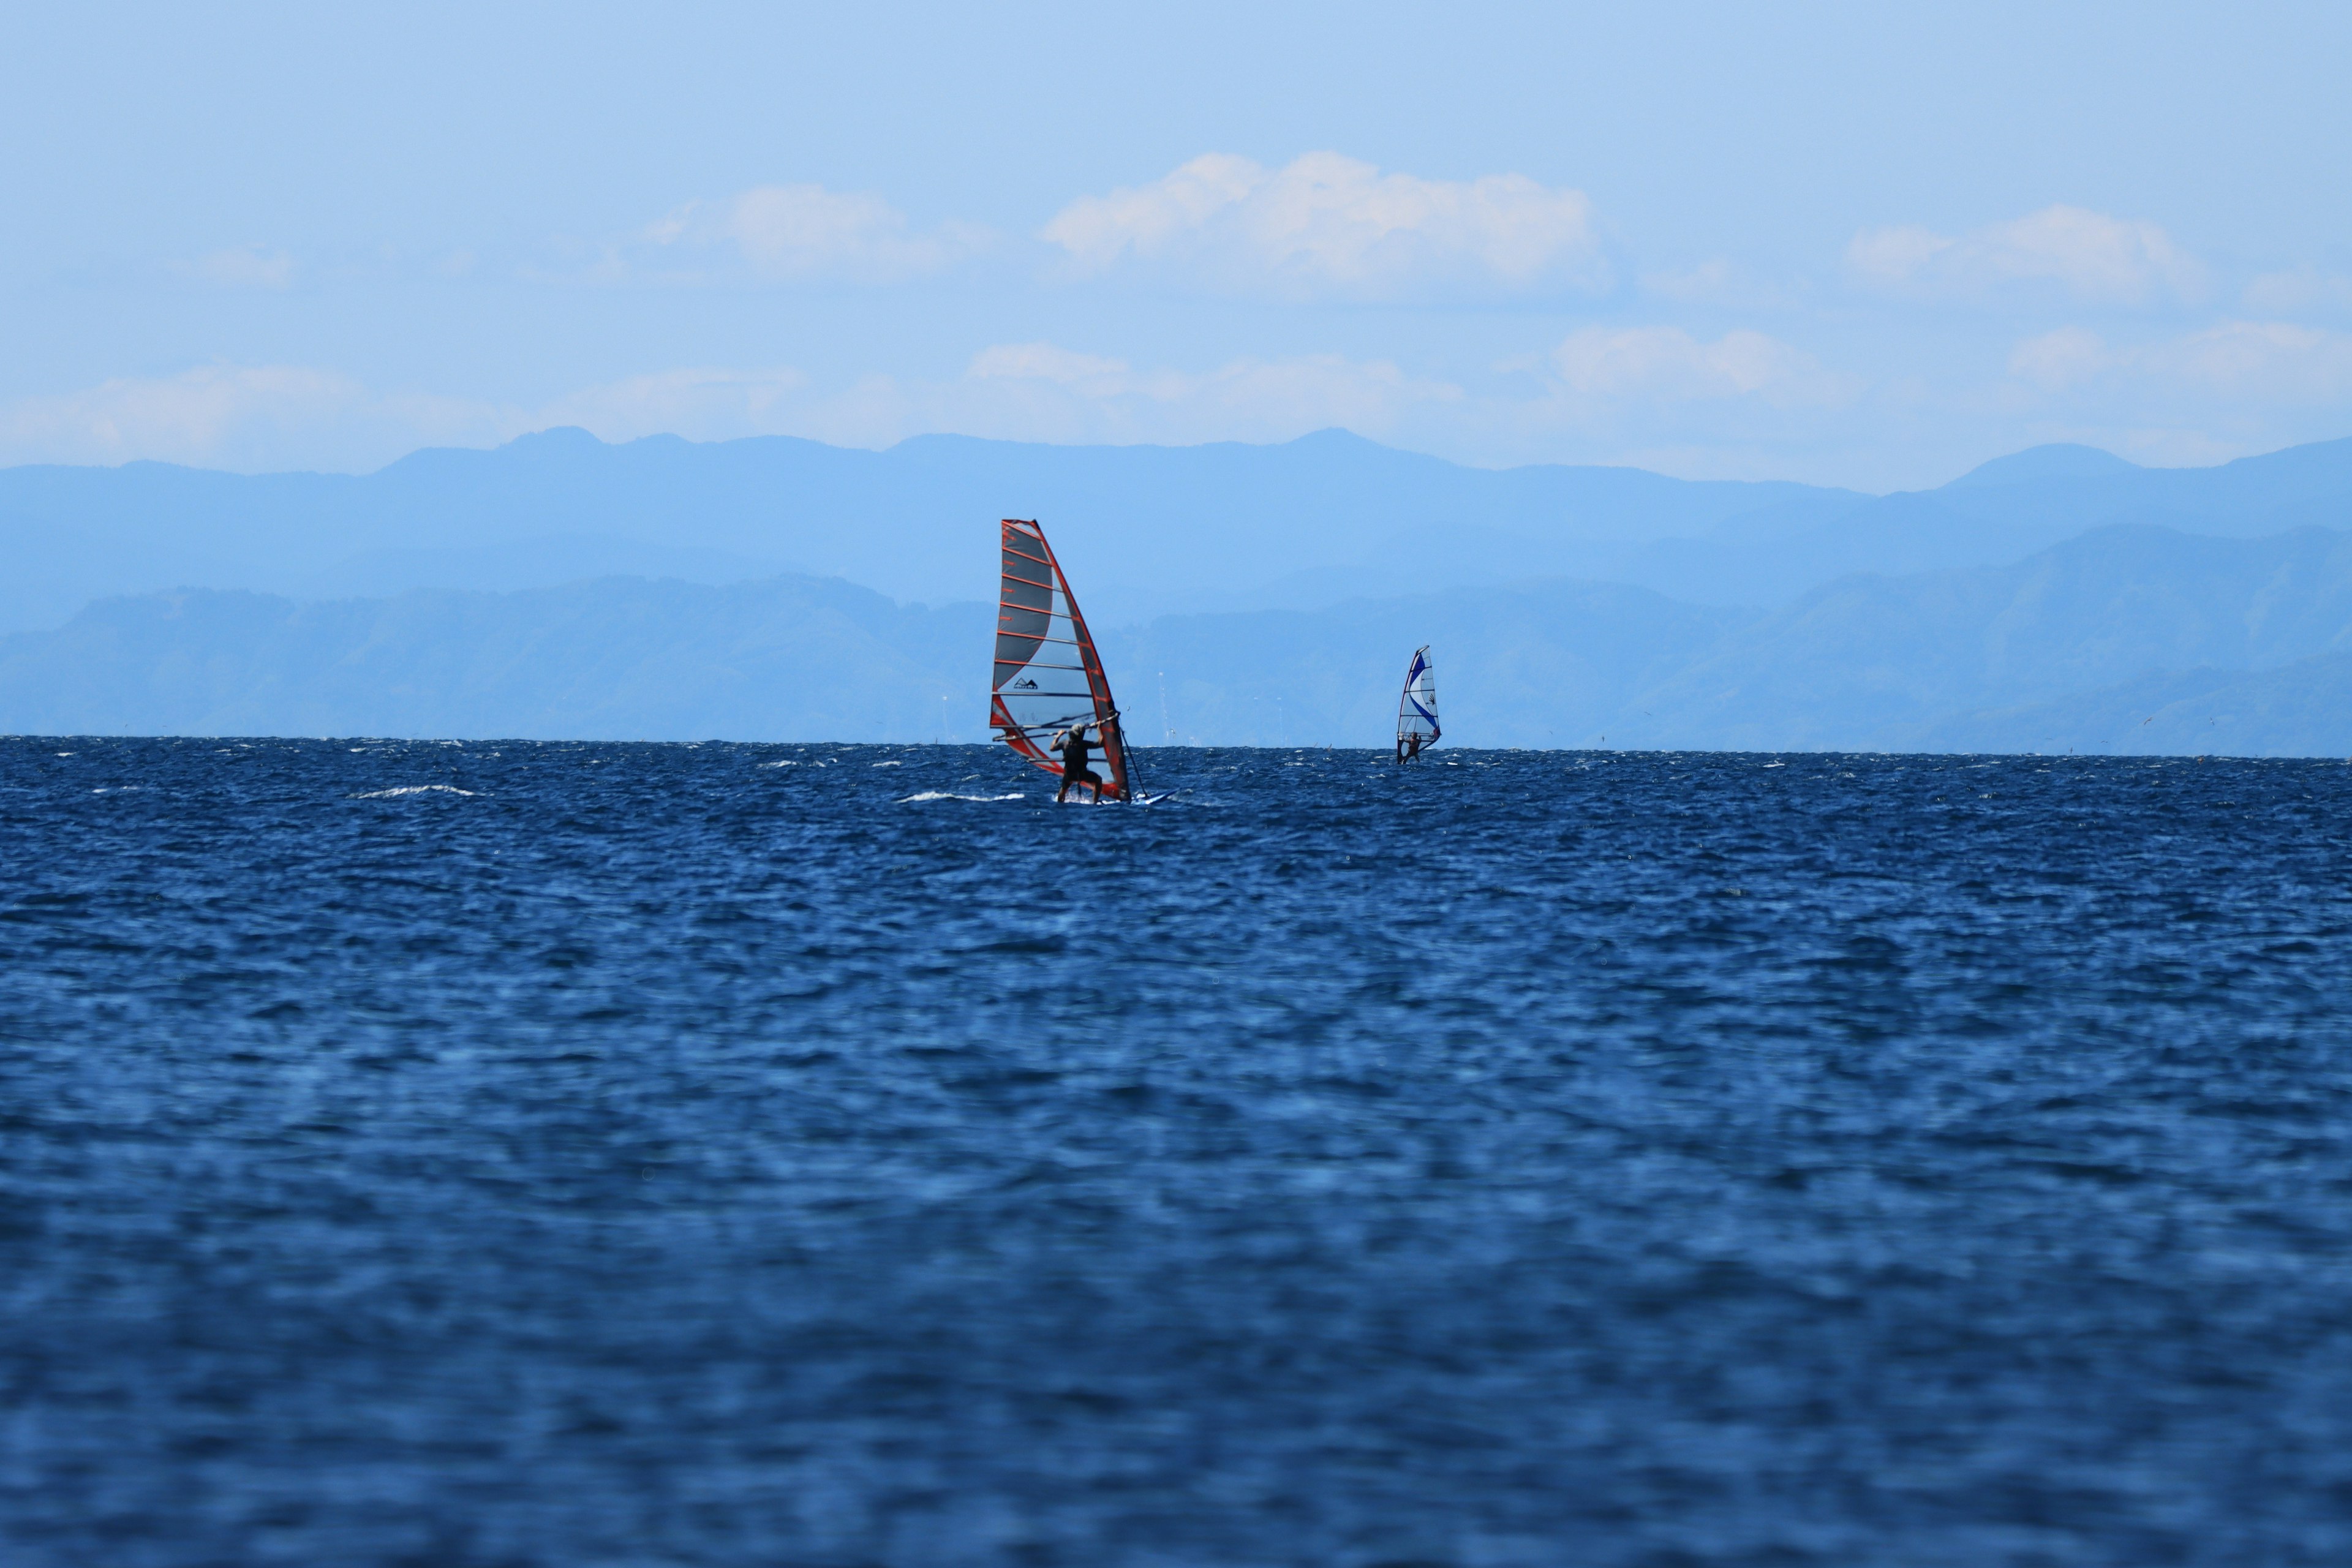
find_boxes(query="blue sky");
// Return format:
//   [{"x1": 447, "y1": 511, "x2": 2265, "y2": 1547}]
[{"x1": 4, "y1": 2, "x2": 2349, "y2": 489}]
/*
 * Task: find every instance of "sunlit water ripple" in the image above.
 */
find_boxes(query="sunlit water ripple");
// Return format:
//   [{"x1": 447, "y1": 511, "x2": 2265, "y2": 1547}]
[{"x1": 4, "y1": 737, "x2": 2351, "y2": 1566}]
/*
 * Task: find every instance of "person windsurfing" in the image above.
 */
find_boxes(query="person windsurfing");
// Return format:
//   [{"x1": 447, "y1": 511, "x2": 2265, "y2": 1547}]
[
  {"x1": 1395, "y1": 644, "x2": 1439, "y2": 763},
  {"x1": 1055, "y1": 721, "x2": 1104, "y2": 802}
]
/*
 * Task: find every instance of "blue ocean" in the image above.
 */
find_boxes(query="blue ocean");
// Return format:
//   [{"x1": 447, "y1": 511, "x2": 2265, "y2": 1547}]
[{"x1": 5, "y1": 737, "x2": 2351, "y2": 1566}]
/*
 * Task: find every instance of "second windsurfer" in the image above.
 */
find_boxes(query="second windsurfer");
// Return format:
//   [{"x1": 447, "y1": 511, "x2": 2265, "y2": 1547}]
[{"x1": 1055, "y1": 722, "x2": 1104, "y2": 802}]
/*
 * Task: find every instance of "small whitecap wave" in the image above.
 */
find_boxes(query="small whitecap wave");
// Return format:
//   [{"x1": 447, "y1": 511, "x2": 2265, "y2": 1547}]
[
  {"x1": 872, "y1": 760, "x2": 903, "y2": 767},
  {"x1": 900, "y1": 791, "x2": 1027, "y2": 803},
  {"x1": 352, "y1": 785, "x2": 479, "y2": 799}
]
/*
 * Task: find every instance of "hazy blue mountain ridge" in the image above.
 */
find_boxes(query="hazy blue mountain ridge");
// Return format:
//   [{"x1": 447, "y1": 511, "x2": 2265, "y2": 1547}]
[
  {"x1": 1107, "y1": 581, "x2": 1751, "y2": 748},
  {"x1": 0, "y1": 428, "x2": 1866, "y2": 635},
  {"x1": 0, "y1": 578, "x2": 989, "y2": 744},
  {"x1": 13, "y1": 428, "x2": 2350, "y2": 644},
  {"x1": 11, "y1": 428, "x2": 2352, "y2": 752},
  {"x1": 13, "y1": 519, "x2": 2352, "y2": 755},
  {"x1": 1597, "y1": 437, "x2": 2352, "y2": 609},
  {"x1": 1605, "y1": 524, "x2": 2352, "y2": 750},
  {"x1": 1915, "y1": 652, "x2": 2352, "y2": 758},
  {"x1": 1940, "y1": 443, "x2": 2147, "y2": 489}
]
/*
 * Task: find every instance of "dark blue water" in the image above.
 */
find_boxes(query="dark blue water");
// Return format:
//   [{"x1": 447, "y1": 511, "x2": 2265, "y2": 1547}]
[{"x1": 6, "y1": 739, "x2": 2352, "y2": 1566}]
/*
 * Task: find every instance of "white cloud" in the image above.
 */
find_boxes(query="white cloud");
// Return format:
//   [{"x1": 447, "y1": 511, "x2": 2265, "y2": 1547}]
[
  {"x1": 1550, "y1": 326, "x2": 1850, "y2": 405},
  {"x1": 541, "y1": 366, "x2": 810, "y2": 443},
  {"x1": 1849, "y1": 205, "x2": 2205, "y2": 306},
  {"x1": 0, "y1": 365, "x2": 511, "y2": 470},
  {"x1": 1845, "y1": 226, "x2": 1952, "y2": 288},
  {"x1": 615, "y1": 184, "x2": 986, "y2": 284},
  {"x1": 0, "y1": 362, "x2": 837, "y2": 472},
  {"x1": 2243, "y1": 266, "x2": 2352, "y2": 314},
  {"x1": 1042, "y1": 151, "x2": 1606, "y2": 299},
  {"x1": 955, "y1": 341, "x2": 1464, "y2": 446},
  {"x1": 725, "y1": 185, "x2": 983, "y2": 279},
  {"x1": 1636, "y1": 258, "x2": 1795, "y2": 309},
  {"x1": 0, "y1": 349, "x2": 1463, "y2": 470},
  {"x1": 2008, "y1": 326, "x2": 2111, "y2": 391},
  {"x1": 2007, "y1": 320, "x2": 2352, "y2": 404},
  {"x1": 171, "y1": 245, "x2": 296, "y2": 289},
  {"x1": 27, "y1": 318, "x2": 2343, "y2": 488},
  {"x1": 964, "y1": 343, "x2": 1131, "y2": 395},
  {"x1": 2147, "y1": 321, "x2": 2352, "y2": 399}
]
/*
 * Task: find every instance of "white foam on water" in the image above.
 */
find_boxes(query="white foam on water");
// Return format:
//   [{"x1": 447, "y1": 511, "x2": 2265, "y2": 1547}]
[
  {"x1": 763, "y1": 761, "x2": 796, "y2": 767},
  {"x1": 352, "y1": 785, "x2": 479, "y2": 799},
  {"x1": 900, "y1": 791, "x2": 1027, "y2": 803},
  {"x1": 872, "y1": 761, "x2": 903, "y2": 767}
]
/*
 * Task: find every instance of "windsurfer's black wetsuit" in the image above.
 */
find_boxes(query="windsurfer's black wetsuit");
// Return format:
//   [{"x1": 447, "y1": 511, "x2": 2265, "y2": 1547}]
[{"x1": 1057, "y1": 727, "x2": 1101, "y2": 800}]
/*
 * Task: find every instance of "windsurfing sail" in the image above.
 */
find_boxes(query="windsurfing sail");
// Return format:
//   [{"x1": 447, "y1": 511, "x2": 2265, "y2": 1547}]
[
  {"x1": 990, "y1": 519, "x2": 1134, "y2": 801},
  {"x1": 1397, "y1": 644, "x2": 1439, "y2": 752}
]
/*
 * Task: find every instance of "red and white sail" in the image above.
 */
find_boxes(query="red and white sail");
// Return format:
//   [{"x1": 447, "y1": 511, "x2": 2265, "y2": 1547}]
[{"x1": 990, "y1": 519, "x2": 1133, "y2": 801}]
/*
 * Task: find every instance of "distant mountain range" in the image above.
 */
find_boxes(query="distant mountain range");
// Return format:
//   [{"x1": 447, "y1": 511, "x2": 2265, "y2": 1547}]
[
  {"x1": 9, "y1": 519, "x2": 2352, "y2": 756},
  {"x1": 7, "y1": 424, "x2": 2348, "y2": 640},
  {"x1": 0, "y1": 578, "x2": 988, "y2": 745},
  {"x1": 0, "y1": 427, "x2": 1848, "y2": 635}
]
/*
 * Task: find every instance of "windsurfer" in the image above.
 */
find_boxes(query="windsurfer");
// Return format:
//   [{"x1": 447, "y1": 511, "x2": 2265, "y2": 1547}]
[
  {"x1": 1055, "y1": 723, "x2": 1104, "y2": 802},
  {"x1": 1397, "y1": 731, "x2": 1425, "y2": 764}
]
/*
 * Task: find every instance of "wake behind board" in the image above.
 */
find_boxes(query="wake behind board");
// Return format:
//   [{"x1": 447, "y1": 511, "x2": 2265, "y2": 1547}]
[{"x1": 1057, "y1": 790, "x2": 1173, "y2": 805}]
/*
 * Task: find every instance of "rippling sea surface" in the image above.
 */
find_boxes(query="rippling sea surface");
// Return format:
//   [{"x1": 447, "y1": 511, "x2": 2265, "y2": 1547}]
[{"x1": 6, "y1": 738, "x2": 2352, "y2": 1566}]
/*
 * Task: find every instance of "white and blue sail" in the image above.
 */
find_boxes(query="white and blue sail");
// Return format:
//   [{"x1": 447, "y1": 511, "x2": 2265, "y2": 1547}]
[{"x1": 1396, "y1": 645, "x2": 1439, "y2": 754}]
